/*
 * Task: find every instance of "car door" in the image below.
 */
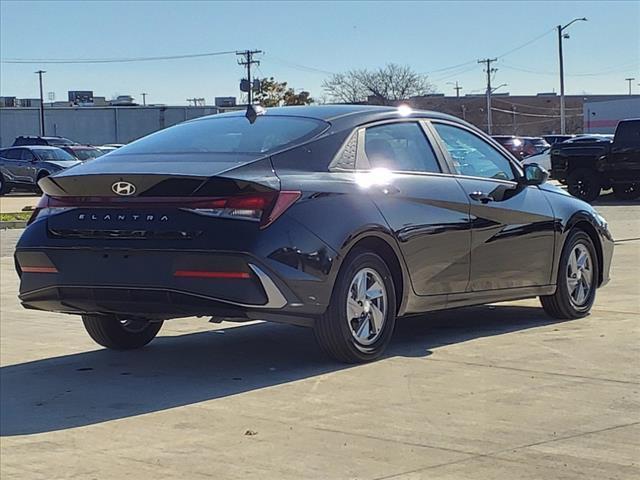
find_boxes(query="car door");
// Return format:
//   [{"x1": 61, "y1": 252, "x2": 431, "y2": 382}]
[
  {"x1": 430, "y1": 121, "x2": 556, "y2": 291},
  {"x1": 357, "y1": 120, "x2": 471, "y2": 296},
  {"x1": 0, "y1": 148, "x2": 30, "y2": 184},
  {"x1": 607, "y1": 120, "x2": 640, "y2": 184},
  {"x1": 20, "y1": 149, "x2": 39, "y2": 184}
]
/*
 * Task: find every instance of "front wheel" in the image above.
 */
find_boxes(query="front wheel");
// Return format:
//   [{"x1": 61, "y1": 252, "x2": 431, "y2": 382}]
[
  {"x1": 0, "y1": 174, "x2": 10, "y2": 196},
  {"x1": 314, "y1": 250, "x2": 396, "y2": 363},
  {"x1": 567, "y1": 168, "x2": 601, "y2": 202},
  {"x1": 540, "y1": 230, "x2": 599, "y2": 319},
  {"x1": 82, "y1": 315, "x2": 163, "y2": 350},
  {"x1": 612, "y1": 183, "x2": 640, "y2": 200}
]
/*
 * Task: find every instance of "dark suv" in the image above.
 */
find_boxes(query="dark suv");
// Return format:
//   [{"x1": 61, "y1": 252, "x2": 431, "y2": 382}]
[
  {"x1": 12, "y1": 136, "x2": 77, "y2": 147},
  {"x1": 551, "y1": 119, "x2": 640, "y2": 201},
  {"x1": 0, "y1": 146, "x2": 80, "y2": 195}
]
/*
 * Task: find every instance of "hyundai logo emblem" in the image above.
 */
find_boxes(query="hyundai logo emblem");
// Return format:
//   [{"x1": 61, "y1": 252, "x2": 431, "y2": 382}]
[{"x1": 112, "y1": 181, "x2": 136, "y2": 196}]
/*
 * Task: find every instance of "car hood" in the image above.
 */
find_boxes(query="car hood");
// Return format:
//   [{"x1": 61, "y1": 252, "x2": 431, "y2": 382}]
[
  {"x1": 539, "y1": 182, "x2": 571, "y2": 197},
  {"x1": 44, "y1": 160, "x2": 82, "y2": 169}
]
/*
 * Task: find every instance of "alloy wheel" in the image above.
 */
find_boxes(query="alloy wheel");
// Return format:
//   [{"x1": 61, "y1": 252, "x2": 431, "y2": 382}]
[
  {"x1": 566, "y1": 243, "x2": 593, "y2": 307},
  {"x1": 346, "y1": 268, "x2": 387, "y2": 346}
]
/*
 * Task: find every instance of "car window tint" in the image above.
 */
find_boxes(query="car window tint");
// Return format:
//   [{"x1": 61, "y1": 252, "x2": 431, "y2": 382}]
[
  {"x1": 21, "y1": 149, "x2": 35, "y2": 161},
  {"x1": 2, "y1": 148, "x2": 22, "y2": 160},
  {"x1": 434, "y1": 123, "x2": 516, "y2": 181},
  {"x1": 34, "y1": 148, "x2": 76, "y2": 161},
  {"x1": 114, "y1": 115, "x2": 328, "y2": 156},
  {"x1": 364, "y1": 122, "x2": 440, "y2": 173}
]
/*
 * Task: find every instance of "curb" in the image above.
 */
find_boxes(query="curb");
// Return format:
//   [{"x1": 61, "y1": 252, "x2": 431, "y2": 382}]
[{"x1": 0, "y1": 221, "x2": 27, "y2": 229}]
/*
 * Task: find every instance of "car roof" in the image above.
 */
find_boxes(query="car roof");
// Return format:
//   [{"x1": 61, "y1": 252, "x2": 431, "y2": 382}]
[
  {"x1": 190, "y1": 104, "x2": 470, "y2": 131},
  {"x1": 4, "y1": 145, "x2": 63, "y2": 151}
]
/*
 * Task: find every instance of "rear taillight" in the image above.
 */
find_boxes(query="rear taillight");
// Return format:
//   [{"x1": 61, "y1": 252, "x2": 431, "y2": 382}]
[
  {"x1": 184, "y1": 191, "x2": 301, "y2": 228},
  {"x1": 29, "y1": 191, "x2": 301, "y2": 229}
]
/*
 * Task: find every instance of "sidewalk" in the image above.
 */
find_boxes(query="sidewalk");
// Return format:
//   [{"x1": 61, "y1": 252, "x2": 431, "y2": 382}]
[{"x1": 0, "y1": 194, "x2": 40, "y2": 214}]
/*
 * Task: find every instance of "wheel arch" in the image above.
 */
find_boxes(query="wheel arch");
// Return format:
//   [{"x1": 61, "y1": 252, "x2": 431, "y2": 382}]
[
  {"x1": 336, "y1": 231, "x2": 410, "y2": 316},
  {"x1": 564, "y1": 214, "x2": 605, "y2": 287}
]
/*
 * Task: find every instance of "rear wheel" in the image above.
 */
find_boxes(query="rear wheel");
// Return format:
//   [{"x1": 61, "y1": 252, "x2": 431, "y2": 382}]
[
  {"x1": 540, "y1": 230, "x2": 598, "y2": 319},
  {"x1": 314, "y1": 250, "x2": 396, "y2": 363},
  {"x1": 0, "y1": 174, "x2": 10, "y2": 196},
  {"x1": 82, "y1": 315, "x2": 163, "y2": 350},
  {"x1": 567, "y1": 168, "x2": 601, "y2": 202},
  {"x1": 612, "y1": 183, "x2": 640, "y2": 200}
]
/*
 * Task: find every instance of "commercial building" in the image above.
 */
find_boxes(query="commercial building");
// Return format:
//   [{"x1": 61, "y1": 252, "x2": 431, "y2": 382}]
[
  {"x1": 0, "y1": 105, "x2": 219, "y2": 147},
  {"x1": 391, "y1": 94, "x2": 638, "y2": 135}
]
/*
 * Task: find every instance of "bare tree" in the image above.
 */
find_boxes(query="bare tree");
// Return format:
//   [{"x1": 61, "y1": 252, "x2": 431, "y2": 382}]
[{"x1": 322, "y1": 64, "x2": 434, "y2": 105}]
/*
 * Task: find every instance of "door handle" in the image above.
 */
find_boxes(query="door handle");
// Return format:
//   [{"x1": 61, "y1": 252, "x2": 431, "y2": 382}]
[{"x1": 469, "y1": 191, "x2": 494, "y2": 203}]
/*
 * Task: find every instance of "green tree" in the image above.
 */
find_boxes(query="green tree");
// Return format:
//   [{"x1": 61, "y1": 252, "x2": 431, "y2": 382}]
[{"x1": 254, "y1": 77, "x2": 314, "y2": 107}]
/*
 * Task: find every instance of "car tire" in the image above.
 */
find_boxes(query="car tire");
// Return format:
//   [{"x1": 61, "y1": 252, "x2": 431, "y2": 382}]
[
  {"x1": 0, "y1": 174, "x2": 10, "y2": 196},
  {"x1": 82, "y1": 315, "x2": 163, "y2": 350},
  {"x1": 567, "y1": 168, "x2": 601, "y2": 202},
  {"x1": 540, "y1": 230, "x2": 599, "y2": 319},
  {"x1": 314, "y1": 249, "x2": 396, "y2": 363},
  {"x1": 612, "y1": 183, "x2": 640, "y2": 200}
]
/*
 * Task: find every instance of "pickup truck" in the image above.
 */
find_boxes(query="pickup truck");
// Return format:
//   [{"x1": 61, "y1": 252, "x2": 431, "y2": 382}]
[{"x1": 550, "y1": 119, "x2": 640, "y2": 202}]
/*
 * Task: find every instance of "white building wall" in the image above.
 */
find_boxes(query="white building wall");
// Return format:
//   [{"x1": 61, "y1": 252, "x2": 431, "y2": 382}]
[
  {"x1": 584, "y1": 98, "x2": 640, "y2": 134},
  {"x1": 0, "y1": 106, "x2": 219, "y2": 147}
]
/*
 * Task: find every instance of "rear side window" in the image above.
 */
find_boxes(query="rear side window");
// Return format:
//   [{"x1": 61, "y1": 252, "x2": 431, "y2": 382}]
[
  {"x1": 615, "y1": 120, "x2": 640, "y2": 145},
  {"x1": 114, "y1": 115, "x2": 328, "y2": 156},
  {"x1": 21, "y1": 149, "x2": 35, "y2": 161},
  {"x1": 364, "y1": 122, "x2": 441, "y2": 173},
  {"x1": 34, "y1": 148, "x2": 76, "y2": 161},
  {"x1": 2, "y1": 148, "x2": 22, "y2": 159}
]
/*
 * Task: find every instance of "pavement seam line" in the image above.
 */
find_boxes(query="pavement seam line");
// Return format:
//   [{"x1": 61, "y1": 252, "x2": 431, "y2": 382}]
[
  {"x1": 371, "y1": 421, "x2": 640, "y2": 480},
  {"x1": 426, "y1": 357, "x2": 640, "y2": 385}
]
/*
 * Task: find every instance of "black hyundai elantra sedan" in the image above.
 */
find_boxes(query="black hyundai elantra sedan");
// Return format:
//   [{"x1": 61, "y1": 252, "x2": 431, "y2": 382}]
[{"x1": 15, "y1": 105, "x2": 613, "y2": 362}]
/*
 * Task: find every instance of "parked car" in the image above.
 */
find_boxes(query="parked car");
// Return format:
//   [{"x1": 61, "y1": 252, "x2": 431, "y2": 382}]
[
  {"x1": 492, "y1": 135, "x2": 550, "y2": 159},
  {"x1": 563, "y1": 134, "x2": 614, "y2": 144},
  {"x1": 96, "y1": 146, "x2": 119, "y2": 154},
  {"x1": 101, "y1": 143, "x2": 125, "y2": 149},
  {"x1": 0, "y1": 146, "x2": 80, "y2": 195},
  {"x1": 522, "y1": 147, "x2": 551, "y2": 171},
  {"x1": 15, "y1": 106, "x2": 613, "y2": 363},
  {"x1": 551, "y1": 119, "x2": 640, "y2": 201},
  {"x1": 61, "y1": 145, "x2": 105, "y2": 161},
  {"x1": 13, "y1": 135, "x2": 77, "y2": 147},
  {"x1": 543, "y1": 135, "x2": 575, "y2": 145}
]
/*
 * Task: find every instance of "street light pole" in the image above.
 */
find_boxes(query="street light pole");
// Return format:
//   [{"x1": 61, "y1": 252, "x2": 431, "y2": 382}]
[
  {"x1": 625, "y1": 78, "x2": 635, "y2": 95},
  {"x1": 141, "y1": 92, "x2": 148, "y2": 106},
  {"x1": 557, "y1": 17, "x2": 587, "y2": 135},
  {"x1": 35, "y1": 70, "x2": 46, "y2": 136}
]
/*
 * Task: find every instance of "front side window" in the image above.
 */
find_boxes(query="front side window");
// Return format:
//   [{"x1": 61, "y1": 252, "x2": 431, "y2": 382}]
[
  {"x1": 21, "y1": 149, "x2": 35, "y2": 161},
  {"x1": 113, "y1": 115, "x2": 328, "y2": 157},
  {"x1": 364, "y1": 122, "x2": 440, "y2": 173},
  {"x1": 433, "y1": 123, "x2": 516, "y2": 181}
]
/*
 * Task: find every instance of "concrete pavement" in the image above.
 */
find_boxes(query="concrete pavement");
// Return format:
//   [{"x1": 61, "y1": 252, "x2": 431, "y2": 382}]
[{"x1": 0, "y1": 203, "x2": 638, "y2": 479}]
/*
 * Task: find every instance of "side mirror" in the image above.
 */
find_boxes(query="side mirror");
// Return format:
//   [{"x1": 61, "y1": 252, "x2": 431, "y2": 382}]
[{"x1": 521, "y1": 163, "x2": 549, "y2": 186}]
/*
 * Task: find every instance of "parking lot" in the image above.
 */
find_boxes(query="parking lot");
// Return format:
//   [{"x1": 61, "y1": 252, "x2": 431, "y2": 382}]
[{"x1": 0, "y1": 196, "x2": 637, "y2": 479}]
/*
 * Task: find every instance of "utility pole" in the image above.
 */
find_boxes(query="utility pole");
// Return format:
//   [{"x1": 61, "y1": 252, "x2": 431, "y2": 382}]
[
  {"x1": 236, "y1": 49, "x2": 262, "y2": 105},
  {"x1": 557, "y1": 17, "x2": 587, "y2": 134},
  {"x1": 478, "y1": 58, "x2": 497, "y2": 134},
  {"x1": 141, "y1": 92, "x2": 148, "y2": 106},
  {"x1": 447, "y1": 81, "x2": 462, "y2": 98},
  {"x1": 35, "y1": 70, "x2": 46, "y2": 136},
  {"x1": 625, "y1": 78, "x2": 635, "y2": 95}
]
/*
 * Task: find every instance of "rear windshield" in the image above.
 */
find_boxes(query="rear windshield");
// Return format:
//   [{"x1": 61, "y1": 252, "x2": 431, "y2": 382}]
[
  {"x1": 73, "y1": 149, "x2": 104, "y2": 160},
  {"x1": 114, "y1": 115, "x2": 328, "y2": 156},
  {"x1": 34, "y1": 148, "x2": 76, "y2": 161},
  {"x1": 46, "y1": 137, "x2": 74, "y2": 146}
]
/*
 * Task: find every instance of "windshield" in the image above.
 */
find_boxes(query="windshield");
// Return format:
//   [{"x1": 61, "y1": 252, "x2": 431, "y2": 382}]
[
  {"x1": 114, "y1": 115, "x2": 328, "y2": 156},
  {"x1": 34, "y1": 148, "x2": 77, "y2": 161},
  {"x1": 73, "y1": 148, "x2": 104, "y2": 160}
]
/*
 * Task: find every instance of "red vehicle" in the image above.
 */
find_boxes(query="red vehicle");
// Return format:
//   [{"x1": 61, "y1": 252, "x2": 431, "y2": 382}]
[{"x1": 493, "y1": 136, "x2": 550, "y2": 160}]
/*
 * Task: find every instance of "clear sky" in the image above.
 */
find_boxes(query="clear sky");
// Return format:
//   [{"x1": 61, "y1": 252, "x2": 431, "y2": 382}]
[{"x1": 1, "y1": 0, "x2": 638, "y2": 105}]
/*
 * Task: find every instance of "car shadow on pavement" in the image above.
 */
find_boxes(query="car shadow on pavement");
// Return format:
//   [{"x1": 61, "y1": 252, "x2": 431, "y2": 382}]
[{"x1": 0, "y1": 305, "x2": 571, "y2": 436}]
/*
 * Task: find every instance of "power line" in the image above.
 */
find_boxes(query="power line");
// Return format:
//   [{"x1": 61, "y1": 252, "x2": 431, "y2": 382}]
[
  {"x1": 2, "y1": 50, "x2": 237, "y2": 64},
  {"x1": 501, "y1": 60, "x2": 639, "y2": 77},
  {"x1": 491, "y1": 106, "x2": 581, "y2": 118},
  {"x1": 496, "y1": 28, "x2": 556, "y2": 59}
]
